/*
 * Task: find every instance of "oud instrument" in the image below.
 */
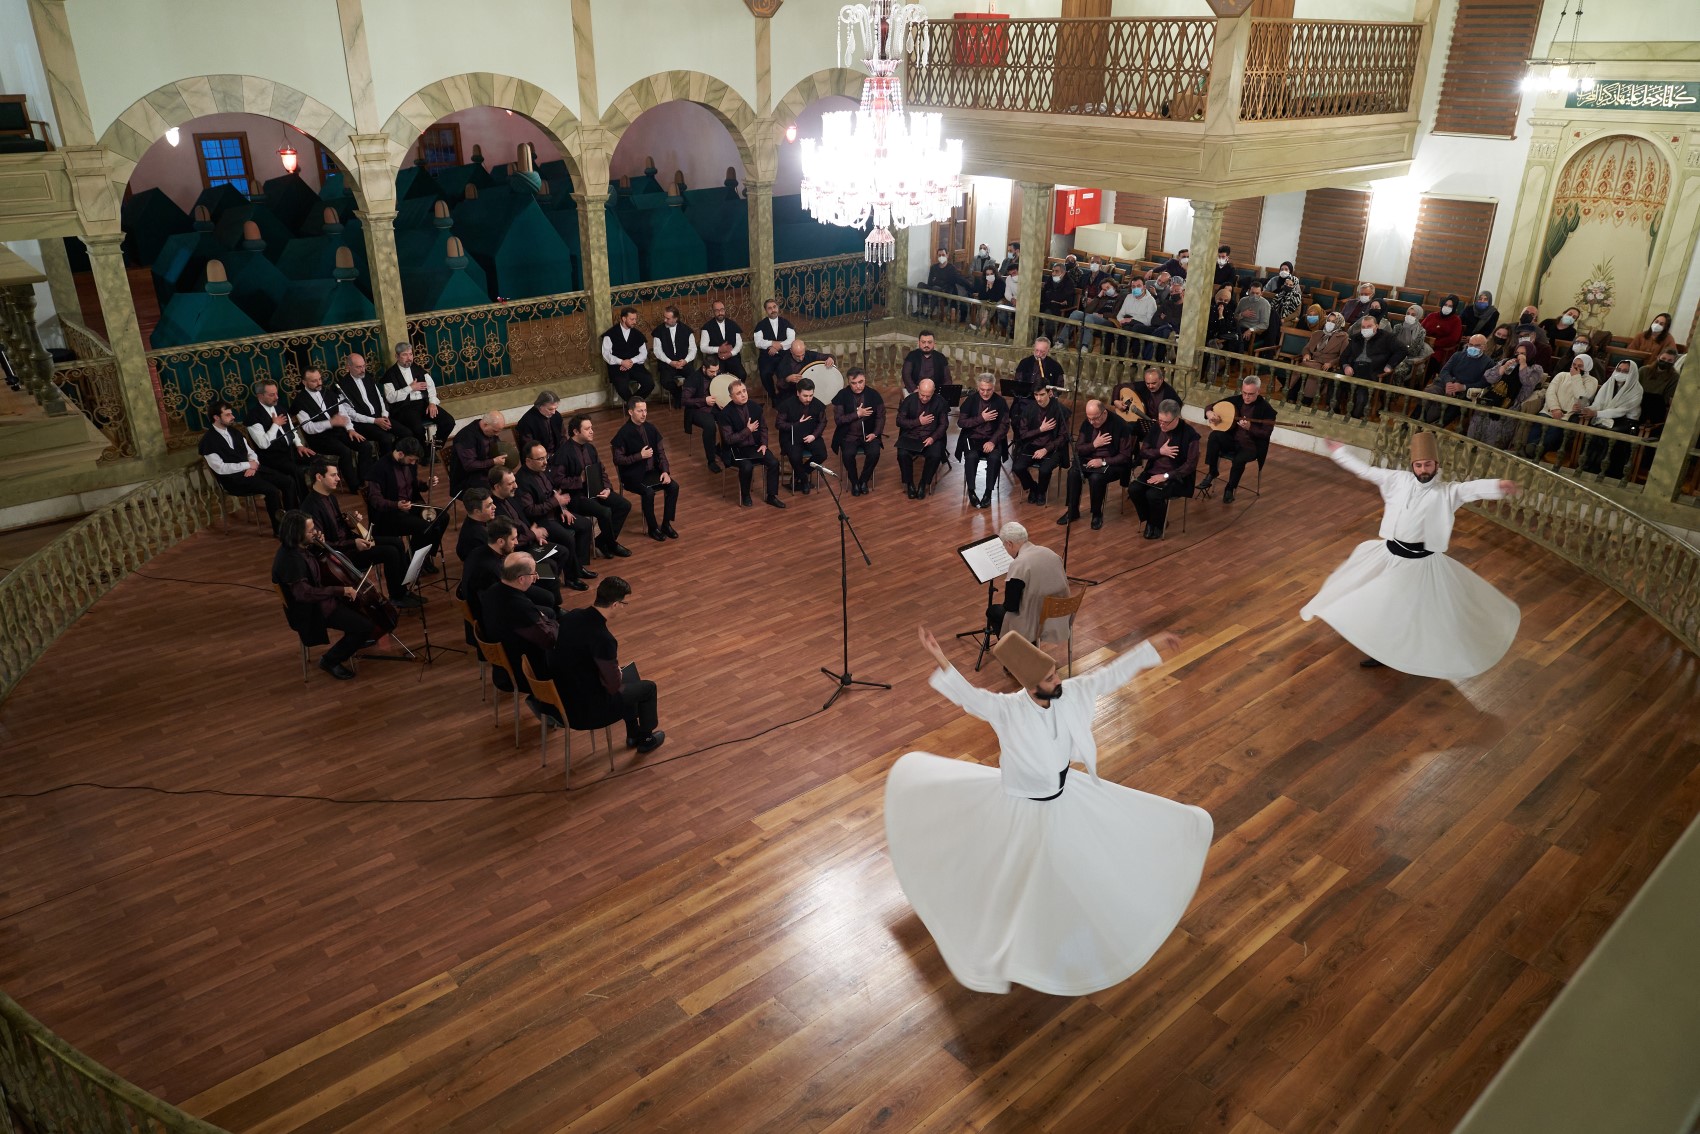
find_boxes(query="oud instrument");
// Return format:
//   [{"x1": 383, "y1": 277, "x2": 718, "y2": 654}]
[{"x1": 1205, "y1": 399, "x2": 1313, "y2": 432}]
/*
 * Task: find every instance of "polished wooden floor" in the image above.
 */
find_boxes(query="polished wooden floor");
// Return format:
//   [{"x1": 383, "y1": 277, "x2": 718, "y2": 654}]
[{"x1": 2, "y1": 400, "x2": 1697, "y2": 1134}]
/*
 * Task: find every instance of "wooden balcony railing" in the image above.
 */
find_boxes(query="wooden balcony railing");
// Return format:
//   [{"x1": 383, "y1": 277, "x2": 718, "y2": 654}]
[
  {"x1": 905, "y1": 18, "x2": 1215, "y2": 120},
  {"x1": 1240, "y1": 19, "x2": 1423, "y2": 120}
]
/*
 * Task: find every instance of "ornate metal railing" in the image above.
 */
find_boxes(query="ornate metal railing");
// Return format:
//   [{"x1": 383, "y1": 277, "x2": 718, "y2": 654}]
[
  {"x1": 0, "y1": 990, "x2": 229, "y2": 1133},
  {"x1": 774, "y1": 254, "x2": 888, "y2": 332},
  {"x1": 145, "y1": 321, "x2": 383, "y2": 449},
  {"x1": 406, "y1": 290, "x2": 591, "y2": 397},
  {"x1": 906, "y1": 18, "x2": 1215, "y2": 120},
  {"x1": 609, "y1": 270, "x2": 753, "y2": 342},
  {"x1": 1369, "y1": 416, "x2": 1700, "y2": 657},
  {"x1": 0, "y1": 464, "x2": 222, "y2": 700},
  {"x1": 53, "y1": 317, "x2": 133, "y2": 462},
  {"x1": 1240, "y1": 19, "x2": 1423, "y2": 120}
]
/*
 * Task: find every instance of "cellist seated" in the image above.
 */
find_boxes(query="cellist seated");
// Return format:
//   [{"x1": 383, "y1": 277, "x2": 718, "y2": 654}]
[{"x1": 271, "y1": 509, "x2": 378, "y2": 681}]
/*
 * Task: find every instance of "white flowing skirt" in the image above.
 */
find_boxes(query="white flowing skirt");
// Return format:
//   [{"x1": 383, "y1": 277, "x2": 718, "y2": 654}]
[
  {"x1": 1300, "y1": 539, "x2": 1520, "y2": 681},
  {"x1": 884, "y1": 751, "x2": 1213, "y2": 996}
]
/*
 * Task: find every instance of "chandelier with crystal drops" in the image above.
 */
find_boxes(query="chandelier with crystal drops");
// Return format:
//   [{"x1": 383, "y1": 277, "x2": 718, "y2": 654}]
[
  {"x1": 1520, "y1": 0, "x2": 1597, "y2": 94},
  {"x1": 799, "y1": 0, "x2": 965, "y2": 263}
]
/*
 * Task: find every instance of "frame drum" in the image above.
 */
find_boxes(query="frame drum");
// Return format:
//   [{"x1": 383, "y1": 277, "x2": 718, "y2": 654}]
[
  {"x1": 709, "y1": 372, "x2": 739, "y2": 409},
  {"x1": 800, "y1": 361, "x2": 844, "y2": 405}
]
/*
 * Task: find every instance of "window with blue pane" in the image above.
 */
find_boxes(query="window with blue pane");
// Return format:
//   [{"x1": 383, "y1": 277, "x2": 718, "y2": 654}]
[{"x1": 196, "y1": 133, "x2": 252, "y2": 195}]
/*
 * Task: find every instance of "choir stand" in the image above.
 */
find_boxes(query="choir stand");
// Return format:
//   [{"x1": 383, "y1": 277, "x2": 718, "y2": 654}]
[
  {"x1": 817, "y1": 463, "x2": 889, "y2": 710},
  {"x1": 1060, "y1": 340, "x2": 1098, "y2": 587}
]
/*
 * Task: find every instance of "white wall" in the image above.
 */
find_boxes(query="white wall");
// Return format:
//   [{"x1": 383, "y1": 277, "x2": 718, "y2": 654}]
[
  {"x1": 1255, "y1": 192, "x2": 1303, "y2": 269},
  {"x1": 3, "y1": 239, "x2": 57, "y2": 337},
  {"x1": 364, "y1": 0, "x2": 579, "y2": 123},
  {"x1": 769, "y1": 0, "x2": 857, "y2": 114},
  {"x1": 400, "y1": 106, "x2": 565, "y2": 171},
  {"x1": 128, "y1": 113, "x2": 327, "y2": 212},
  {"x1": 66, "y1": 0, "x2": 353, "y2": 141},
  {"x1": 592, "y1": 0, "x2": 757, "y2": 119},
  {"x1": 973, "y1": 176, "x2": 1014, "y2": 259},
  {"x1": 609, "y1": 101, "x2": 748, "y2": 189},
  {"x1": 0, "y1": 0, "x2": 59, "y2": 145},
  {"x1": 925, "y1": 0, "x2": 1063, "y2": 17},
  {"x1": 774, "y1": 95, "x2": 857, "y2": 195}
]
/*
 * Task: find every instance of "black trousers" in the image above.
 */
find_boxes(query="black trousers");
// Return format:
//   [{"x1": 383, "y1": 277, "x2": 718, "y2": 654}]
[
  {"x1": 305, "y1": 430, "x2": 364, "y2": 485},
  {"x1": 351, "y1": 426, "x2": 393, "y2": 479},
  {"x1": 839, "y1": 437, "x2": 881, "y2": 486},
  {"x1": 1013, "y1": 448, "x2": 1064, "y2": 495},
  {"x1": 608, "y1": 678, "x2": 659, "y2": 739},
  {"x1": 783, "y1": 436, "x2": 828, "y2": 482},
  {"x1": 685, "y1": 408, "x2": 722, "y2": 464},
  {"x1": 1582, "y1": 417, "x2": 1639, "y2": 479},
  {"x1": 347, "y1": 535, "x2": 409, "y2": 595},
  {"x1": 1127, "y1": 476, "x2": 1189, "y2": 531},
  {"x1": 536, "y1": 513, "x2": 593, "y2": 575},
  {"x1": 731, "y1": 450, "x2": 782, "y2": 500},
  {"x1": 654, "y1": 363, "x2": 688, "y2": 405},
  {"x1": 705, "y1": 351, "x2": 746, "y2": 380},
  {"x1": 388, "y1": 401, "x2": 455, "y2": 450},
  {"x1": 371, "y1": 507, "x2": 432, "y2": 550},
  {"x1": 622, "y1": 476, "x2": 679, "y2": 529},
  {"x1": 897, "y1": 443, "x2": 943, "y2": 493},
  {"x1": 572, "y1": 491, "x2": 632, "y2": 551},
  {"x1": 1064, "y1": 465, "x2": 1118, "y2": 518},
  {"x1": 322, "y1": 604, "x2": 377, "y2": 665},
  {"x1": 255, "y1": 447, "x2": 310, "y2": 506},
  {"x1": 606, "y1": 363, "x2": 654, "y2": 403},
  {"x1": 1204, "y1": 431, "x2": 1259, "y2": 491},
  {"x1": 216, "y1": 469, "x2": 294, "y2": 530},
  {"x1": 964, "y1": 444, "x2": 1003, "y2": 500}
]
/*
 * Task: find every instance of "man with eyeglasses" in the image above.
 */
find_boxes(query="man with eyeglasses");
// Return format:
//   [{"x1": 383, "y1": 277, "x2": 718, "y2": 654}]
[
  {"x1": 551, "y1": 576, "x2": 665, "y2": 754},
  {"x1": 476, "y1": 550, "x2": 561, "y2": 713}
]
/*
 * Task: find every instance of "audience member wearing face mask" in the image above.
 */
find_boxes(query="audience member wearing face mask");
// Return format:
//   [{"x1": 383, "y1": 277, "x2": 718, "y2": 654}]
[
  {"x1": 1422, "y1": 294, "x2": 1465, "y2": 372},
  {"x1": 1540, "y1": 307, "x2": 1582, "y2": 350},
  {"x1": 1624, "y1": 312, "x2": 1675, "y2": 363},
  {"x1": 1579, "y1": 359, "x2": 1644, "y2": 479},
  {"x1": 1461, "y1": 290, "x2": 1500, "y2": 337}
]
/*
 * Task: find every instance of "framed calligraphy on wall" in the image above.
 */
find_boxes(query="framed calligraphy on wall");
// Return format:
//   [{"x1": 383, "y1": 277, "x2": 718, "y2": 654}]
[{"x1": 1565, "y1": 81, "x2": 1700, "y2": 112}]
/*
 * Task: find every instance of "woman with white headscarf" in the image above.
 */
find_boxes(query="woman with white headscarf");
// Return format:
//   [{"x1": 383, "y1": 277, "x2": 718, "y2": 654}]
[
  {"x1": 1580, "y1": 358, "x2": 1643, "y2": 478},
  {"x1": 1532, "y1": 353, "x2": 1598, "y2": 461}
]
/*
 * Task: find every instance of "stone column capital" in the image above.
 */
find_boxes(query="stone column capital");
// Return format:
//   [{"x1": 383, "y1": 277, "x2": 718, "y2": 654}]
[{"x1": 81, "y1": 232, "x2": 126, "y2": 253}]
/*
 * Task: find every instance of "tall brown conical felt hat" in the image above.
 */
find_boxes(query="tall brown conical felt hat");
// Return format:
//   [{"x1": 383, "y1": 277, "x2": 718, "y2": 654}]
[
  {"x1": 991, "y1": 633, "x2": 1055, "y2": 690},
  {"x1": 1410, "y1": 431, "x2": 1439, "y2": 464}
]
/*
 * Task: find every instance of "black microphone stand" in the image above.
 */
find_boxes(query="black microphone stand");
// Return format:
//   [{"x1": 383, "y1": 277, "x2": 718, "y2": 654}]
[
  {"x1": 817, "y1": 464, "x2": 889, "y2": 710},
  {"x1": 1060, "y1": 341, "x2": 1098, "y2": 586}
]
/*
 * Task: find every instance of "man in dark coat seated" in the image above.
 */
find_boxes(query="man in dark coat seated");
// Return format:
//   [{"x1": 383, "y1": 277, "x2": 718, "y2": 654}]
[
  {"x1": 1126, "y1": 399, "x2": 1199, "y2": 540},
  {"x1": 550, "y1": 576, "x2": 665, "y2": 754},
  {"x1": 1197, "y1": 376, "x2": 1276, "y2": 504}
]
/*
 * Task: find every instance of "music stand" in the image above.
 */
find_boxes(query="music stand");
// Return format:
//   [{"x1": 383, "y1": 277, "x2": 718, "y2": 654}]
[
  {"x1": 818, "y1": 463, "x2": 889, "y2": 709},
  {"x1": 954, "y1": 534, "x2": 1012, "y2": 671},
  {"x1": 403, "y1": 544, "x2": 462, "y2": 666},
  {"x1": 417, "y1": 490, "x2": 462, "y2": 594}
]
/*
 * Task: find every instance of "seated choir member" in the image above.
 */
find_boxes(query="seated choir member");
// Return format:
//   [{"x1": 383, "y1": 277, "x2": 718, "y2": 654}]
[
  {"x1": 776, "y1": 378, "x2": 830, "y2": 494},
  {"x1": 477, "y1": 551, "x2": 560, "y2": 704},
  {"x1": 830, "y1": 366, "x2": 884, "y2": 496},
  {"x1": 553, "y1": 414, "x2": 634, "y2": 556},
  {"x1": 896, "y1": 377, "x2": 950, "y2": 499},
  {"x1": 514, "y1": 390, "x2": 567, "y2": 462},
  {"x1": 362, "y1": 436, "x2": 439, "y2": 572},
  {"x1": 271, "y1": 510, "x2": 375, "y2": 681},
  {"x1": 1198, "y1": 376, "x2": 1276, "y2": 503},
  {"x1": 1013, "y1": 337, "x2": 1065, "y2": 396},
  {"x1": 339, "y1": 353, "x2": 395, "y2": 472},
  {"x1": 985, "y1": 521, "x2": 1070, "y2": 645},
  {"x1": 752, "y1": 297, "x2": 796, "y2": 402},
  {"x1": 302, "y1": 458, "x2": 417, "y2": 607},
  {"x1": 715, "y1": 380, "x2": 785, "y2": 509},
  {"x1": 201, "y1": 400, "x2": 296, "y2": 533},
  {"x1": 245, "y1": 379, "x2": 313, "y2": 497},
  {"x1": 489, "y1": 468, "x2": 570, "y2": 603},
  {"x1": 1126, "y1": 399, "x2": 1199, "y2": 539},
  {"x1": 1011, "y1": 383, "x2": 1071, "y2": 506},
  {"x1": 901, "y1": 332, "x2": 952, "y2": 395},
  {"x1": 651, "y1": 305, "x2": 697, "y2": 407},
  {"x1": 380, "y1": 342, "x2": 454, "y2": 450},
  {"x1": 454, "y1": 488, "x2": 498, "y2": 563},
  {"x1": 957, "y1": 372, "x2": 1010, "y2": 509},
  {"x1": 600, "y1": 306, "x2": 652, "y2": 402},
  {"x1": 292, "y1": 366, "x2": 368, "y2": 486},
  {"x1": 552, "y1": 576, "x2": 665, "y2": 753},
  {"x1": 681, "y1": 358, "x2": 727, "y2": 471},
  {"x1": 769, "y1": 337, "x2": 832, "y2": 406},
  {"x1": 461, "y1": 517, "x2": 556, "y2": 627},
  {"x1": 610, "y1": 398, "x2": 680, "y2": 540},
  {"x1": 451, "y1": 411, "x2": 508, "y2": 493},
  {"x1": 1057, "y1": 398, "x2": 1132, "y2": 530},
  {"x1": 698, "y1": 299, "x2": 747, "y2": 380},
  {"x1": 513, "y1": 443, "x2": 592, "y2": 589}
]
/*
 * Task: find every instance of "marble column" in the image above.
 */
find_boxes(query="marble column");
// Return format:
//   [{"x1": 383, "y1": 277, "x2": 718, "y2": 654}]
[
  {"x1": 891, "y1": 225, "x2": 911, "y2": 315},
  {"x1": 1643, "y1": 361, "x2": 1700, "y2": 504},
  {"x1": 579, "y1": 191, "x2": 613, "y2": 372},
  {"x1": 84, "y1": 235, "x2": 165, "y2": 458},
  {"x1": 747, "y1": 179, "x2": 776, "y2": 313},
  {"x1": 1014, "y1": 181, "x2": 1053, "y2": 348},
  {"x1": 1174, "y1": 200, "x2": 1225, "y2": 380},
  {"x1": 36, "y1": 236, "x2": 82, "y2": 331},
  {"x1": 360, "y1": 211, "x2": 410, "y2": 357}
]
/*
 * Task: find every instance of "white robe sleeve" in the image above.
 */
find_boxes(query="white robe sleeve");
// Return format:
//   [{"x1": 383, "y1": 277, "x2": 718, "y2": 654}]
[
  {"x1": 1452, "y1": 478, "x2": 1511, "y2": 506},
  {"x1": 1330, "y1": 446, "x2": 1398, "y2": 488},
  {"x1": 1067, "y1": 640, "x2": 1162, "y2": 703},
  {"x1": 928, "y1": 664, "x2": 1004, "y2": 724}
]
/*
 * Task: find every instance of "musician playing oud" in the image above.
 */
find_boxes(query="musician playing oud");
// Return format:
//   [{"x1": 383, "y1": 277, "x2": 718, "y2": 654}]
[
  {"x1": 1197, "y1": 376, "x2": 1276, "y2": 504},
  {"x1": 830, "y1": 366, "x2": 884, "y2": 496},
  {"x1": 302, "y1": 457, "x2": 418, "y2": 607},
  {"x1": 271, "y1": 510, "x2": 376, "y2": 681},
  {"x1": 1011, "y1": 383, "x2": 1071, "y2": 506}
]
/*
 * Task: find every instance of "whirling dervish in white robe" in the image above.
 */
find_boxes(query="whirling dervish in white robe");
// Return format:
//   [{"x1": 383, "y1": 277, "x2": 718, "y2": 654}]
[
  {"x1": 1301, "y1": 433, "x2": 1521, "y2": 681},
  {"x1": 884, "y1": 628, "x2": 1213, "y2": 996}
]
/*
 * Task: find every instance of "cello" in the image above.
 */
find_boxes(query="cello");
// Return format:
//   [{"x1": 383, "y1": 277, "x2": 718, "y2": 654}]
[{"x1": 312, "y1": 530, "x2": 401, "y2": 639}]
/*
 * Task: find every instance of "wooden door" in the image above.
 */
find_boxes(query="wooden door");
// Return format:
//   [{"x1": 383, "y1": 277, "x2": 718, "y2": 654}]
[
  {"x1": 932, "y1": 186, "x2": 977, "y2": 271},
  {"x1": 1053, "y1": 0, "x2": 1112, "y2": 113}
]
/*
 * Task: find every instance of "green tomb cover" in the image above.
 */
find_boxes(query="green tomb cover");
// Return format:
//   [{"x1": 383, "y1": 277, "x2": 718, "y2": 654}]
[{"x1": 121, "y1": 187, "x2": 192, "y2": 268}]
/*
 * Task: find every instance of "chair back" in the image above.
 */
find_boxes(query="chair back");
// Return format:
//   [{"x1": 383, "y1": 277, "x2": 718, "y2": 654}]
[
  {"x1": 473, "y1": 630, "x2": 517, "y2": 686},
  {"x1": 451, "y1": 594, "x2": 477, "y2": 633},
  {"x1": 1039, "y1": 591, "x2": 1085, "y2": 625},
  {"x1": 0, "y1": 96, "x2": 28, "y2": 134},
  {"x1": 521, "y1": 657, "x2": 567, "y2": 720},
  {"x1": 1279, "y1": 328, "x2": 1311, "y2": 359}
]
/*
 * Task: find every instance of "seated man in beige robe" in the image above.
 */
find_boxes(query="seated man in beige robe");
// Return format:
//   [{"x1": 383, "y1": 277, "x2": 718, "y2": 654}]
[{"x1": 988, "y1": 521, "x2": 1072, "y2": 646}]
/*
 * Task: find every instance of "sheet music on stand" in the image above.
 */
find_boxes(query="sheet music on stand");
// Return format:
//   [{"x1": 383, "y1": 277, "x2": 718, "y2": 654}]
[
  {"x1": 402, "y1": 545, "x2": 435, "y2": 589},
  {"x1": 958, "y1": 535, "x2": 1011, "y2": 584}
]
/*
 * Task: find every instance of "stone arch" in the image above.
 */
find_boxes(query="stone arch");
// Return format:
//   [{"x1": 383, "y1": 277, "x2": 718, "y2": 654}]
[
  {"x1": 598, "y1": 71, "x2": 760, "y2": 179},
  {"x1": 380, "y1": 72, "x2": 586, "y2": 188},
  {"x1": 759, "y1": 68, "x2": 868, "y2": 182},
  {"x1": 98, "y1": 76, "x2": 364, "y2": 205}
]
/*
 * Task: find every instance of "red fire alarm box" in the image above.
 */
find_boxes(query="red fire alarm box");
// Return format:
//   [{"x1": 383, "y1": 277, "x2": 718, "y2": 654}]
[{"x1": 1054, "y1": 188, "x2": 1100, "y2": 236}]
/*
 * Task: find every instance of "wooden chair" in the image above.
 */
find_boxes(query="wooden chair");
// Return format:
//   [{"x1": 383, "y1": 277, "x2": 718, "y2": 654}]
[
  {"x1": 0, "y1": 94, "x2": 53, "y2": 152},
  {"x1": 1039, "y1": 591, "x2": 1086, "y2": 676},
  {"x1": 473, "y1": 631, "x2": 522, "y2": 746},
  {"x1": 451, "y1": 596, "x2": 485, "y2": 695},
  {"x1": 276, "y1": 584, "x2": 321, "y2": 682},
  {"x1": 521, "y1": 657, "x2": 614, "y2": 783}
]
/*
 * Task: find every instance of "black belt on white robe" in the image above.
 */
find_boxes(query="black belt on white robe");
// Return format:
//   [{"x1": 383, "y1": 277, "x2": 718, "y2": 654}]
[
  {"x1": 1030, "y1": 766, "x2": 1069, "y2": 801},
  {"x1": 1386, "y1": 539, "x2": 1432, "y2": 559}
]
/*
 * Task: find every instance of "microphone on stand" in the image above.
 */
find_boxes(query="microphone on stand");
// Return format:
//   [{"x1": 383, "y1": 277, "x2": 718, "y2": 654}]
[{"x1": 809, "y1": 461, "x2": 840, "y2": 479}]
